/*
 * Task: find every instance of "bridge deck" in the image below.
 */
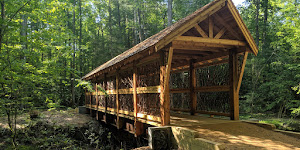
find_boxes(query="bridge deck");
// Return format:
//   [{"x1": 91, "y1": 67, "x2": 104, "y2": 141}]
[{"x1": 169, "y1": 113, "x2": 300, "y2": 149}]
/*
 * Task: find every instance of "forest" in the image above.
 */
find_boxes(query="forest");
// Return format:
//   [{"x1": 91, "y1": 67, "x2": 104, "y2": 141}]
[{"x1": 0, "y1": 0, "x2": 299, "y2": 149}]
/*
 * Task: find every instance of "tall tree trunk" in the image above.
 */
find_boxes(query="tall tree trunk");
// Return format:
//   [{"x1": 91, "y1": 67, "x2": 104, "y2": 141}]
[
  {"x1": 263, "y1": 0, "x2": 268, "y2": 47},
  {"x1": 0, "y1": 0, "x2": 5, "y2": 52},
  {"x1": 116, "y1": 0, "x2": 122, "y2": 43},
  {"x1": 71, "y1": 0, "x2": 76, "y2": 106},
  {"x1": 137, "y1": 6, "x2": 144, "y2": 42},
  {"x1": 108, "y1": 0, "x2": 113, "y2": 57},
  {"x1": 133, "y1": 1, "x2": 138, "y2": 44},
  {"x1": 255, "y1": 0, "x2": 260, "y2": 47},
  {"x1": 79, "y1": 0, "x2": 82, "y2": 77},
  {"x1": 167, "y1": 0, "x2": 173, "y2": 26}
]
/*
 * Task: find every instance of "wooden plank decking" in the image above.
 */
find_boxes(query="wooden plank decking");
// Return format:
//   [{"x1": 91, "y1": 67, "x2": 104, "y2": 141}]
[{"x1": 169, "y1": 113, "x2": 300, "y2": 149}]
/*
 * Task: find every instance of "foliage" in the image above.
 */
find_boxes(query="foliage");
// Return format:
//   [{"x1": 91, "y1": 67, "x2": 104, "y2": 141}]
[
  {"x1": 239, "y1": 0, "x2": 300, "y2": 117},
  {"x1": 0, "y1": 0, "x2": 299, "y2": 147}
]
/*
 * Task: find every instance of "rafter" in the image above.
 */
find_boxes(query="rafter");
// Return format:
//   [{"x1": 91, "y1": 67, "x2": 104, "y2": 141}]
[
  {"x1": 194, "y1": 24, "x2": 208, "y2": 38},
  {"x1": 213, "y1": 13, "x2": 242, "y2": 40},
  {"x1": 215, "y1": 27, "x2": 226, "y2": 39},
  {"x1": 171, "y1": 51, "x2": 229, "y2": 72},
  {"x1": 175, "y1": 36, "x2": 246, "y2": 46},
  {"x1": 209, "y1": 17, "x2": 214, "y2": 38}
]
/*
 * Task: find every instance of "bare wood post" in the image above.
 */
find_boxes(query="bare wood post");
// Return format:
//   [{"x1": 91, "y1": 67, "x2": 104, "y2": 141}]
[
  {"x1": 96, "y1": 83, "x2": 99, "y2": 120},
  {"x1": 116, "y1": 70, "x2": 120, "y2": 129},
  {"x1": 160, "y1": 47, "x2": 173, "y2": 126},
  {"x1": 160, "y1": 51, "x2": 166, "y2": 125},
  {"x1": 133, "y1": 62, "x2": 143, "y2": 136},
  {"x1": 90, "y1": 91, "x2": 92, "y2": 115},
  {"x1": 189, "y1": 59, "x2": 196, "y2": 115},
  {"x1": 229, "y1": 49, "x2": 239, "y2": 120},
  {"x1": 104, "y1": 73, "x2": 108, "y2": 123},
  {"x1": 85, "y1": 89, "x2": 89, "y2": 114}
]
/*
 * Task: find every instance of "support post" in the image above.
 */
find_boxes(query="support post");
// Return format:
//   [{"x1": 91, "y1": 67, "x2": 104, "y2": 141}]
[
  {"x1": 90, "y1": 91, "x2": 92, "y2": 115},
  {"x1": 116, "y1": 70, "x2": 120, "y2": 128},
  {"x1": 104, "y1": 73, "x2": 108, "y2": 123},
  {"x1": 189, "y1": 59, "x2": 196, "y2": 115},
  {"x1": 96, "y1": 83, "x2": 99, "y2": 120},
  {"x1": 160, "y1": 47, "x2": 173, "y2": 126},
  {"x1": 133, "y1": 62, "x2": 143, "y2": 136},
  {"x1": 229, "y1": 49, "x2": 239, "y2": 120}
]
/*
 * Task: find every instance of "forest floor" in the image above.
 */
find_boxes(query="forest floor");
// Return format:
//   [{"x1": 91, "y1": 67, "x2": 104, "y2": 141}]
[
  {"x1": 0, "y1": 109, "x2": 91, "y2": 129},
  {"x1": 0, "y1": 109, "x2": 146, "y2": 149},
  {"x1": 240, "y1": 114, "x2": 300, "y2": 132}
]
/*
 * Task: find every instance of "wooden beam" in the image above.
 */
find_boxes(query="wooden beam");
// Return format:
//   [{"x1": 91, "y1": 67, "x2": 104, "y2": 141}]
[
  {"x1": 195, "y1": 59, "x2": 228, "y2": 69},
  {"x1": 170, "y1": 108, "x2": 230, "y2": 117},
  {"x1": 163, "y1": 47, "x2": 173, "y2": 126},
  {"x1": 171, "y1": 51, "x2": 229, "y2": 72},
  {"x1": 170, "y1": 88, "x2": 190, "y2": 93},
  {"x1": 172, "y1": 54, "x2": 201, "y2": 60},
  {"x1": 212, "y1": 13, "x2": 242, "y2": 40},
  {"x1": 89, "y1": 91, "x2": 92, "y2": 115},
  {"x1": 87, "y1": 104, "x2": 161, "y2": 123},
  {"x1": 133, "y1": 62, "x2": 142, "y2": 136},
  {"x1": 90, "y1": 86, "x2": 161, "y2": 96},
  {"x1": 116, "y1": 70, "x2": 120, "y2": 129},
  {"x1": 209, "y1": 17, "x2": 214, "y2": 38},
  {"x1": 214, "y1": 27, "x2": 226, "y2": 39},
  {"x1": 172, "y1": 40, "x2": 234, "y2": 49},
  {"x1": 173, "y1": 49, "x2": 211, "y2": 55},
  {"x1": 174, "y1": 36, "x2": 246, "y2": 46},
  {"x1": 229, "y1": 49, "x2": 239, "y2": 120},
  {"x1": 194, "y1": 24, "x2": 208, "y2": 38},
  {"x1": 159, "y1": 51, "x2": 166, "y2": 126},
  {"x1": 104, "y1": 73, "x2": 107, "y2": 123},
  {"x1": 170, "y1": 85, "x2": 229, "y2": 93},
  {"x1": 172, "y1": 44, "x2": 222, "y2": 52},
  {"x1": 96, "y1": 83, "x2": 99, "y2": 120},
  {"x1": 237, "y1": 52, "x2": 248, "y2": 93},
  {"x1": 190, "y1": 59, "x2": 197, "y2": 115},
  {"x1": 195, "y1": 85, "x2": 229, "y2": 92}
]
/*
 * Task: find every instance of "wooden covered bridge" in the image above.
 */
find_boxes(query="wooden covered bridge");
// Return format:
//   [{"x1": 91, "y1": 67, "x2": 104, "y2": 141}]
[{"x1": 82, "y1": 0, "x2": 258, "y2": 136}]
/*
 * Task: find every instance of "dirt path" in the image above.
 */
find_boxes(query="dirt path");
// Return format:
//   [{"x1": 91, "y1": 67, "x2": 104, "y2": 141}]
[
  {"x1": 171, "y1": 113, "x2": 300, "y2": 149},
  {"x1": 0, "y1": 109, "x2": 93, "y2": 129}
]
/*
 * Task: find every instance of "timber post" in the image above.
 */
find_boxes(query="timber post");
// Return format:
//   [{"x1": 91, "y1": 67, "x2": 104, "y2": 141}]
[
  {"x1": 133, "y1": 62, "x2": 143, "y2": 136},
  {"x1": 160, "y1": 47, "x2": 173, "y2": 126},
  {"x1": 90, "y1": 90, "x2": 92, "y2": 115},
  {"x1": 116, "y1": 70, "x2": 120, "y2": 128},
  {"x1": 229, "y1": 49, "x2": 239, "y2": 120},
  {"x1": 189, "y1": 59, "x2": 196, "y2": 115},
  {"x1": 104, "y1": 73, "x2": 108, "y2": 123},
  {"x1": 96, "y1": 83, "x2": 99, "y2": 120}
]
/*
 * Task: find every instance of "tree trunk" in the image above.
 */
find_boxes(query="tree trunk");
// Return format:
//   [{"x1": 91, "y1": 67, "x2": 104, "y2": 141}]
[
  {"x1": 71, "y1": 0, "x2": 76, "y2": 106},
  {"x1": 108, "y1": 0, "x2": 113, "y2": 57},
  {"x1": 133, "y1": 8, "x2": 138, "y2": 44},
  {"x1": 0, "y1": 0, "x2": 5, "y2": 52},
  {"x1": 167, "y1": 0, "x2": 173, "y2": 26},
  {"x1": 263, "y1": 0, "x2": 268, "y2": 47},
  {"x1": 255, "y1": 0, "x2": 260, "y2": 47},
  {"x1": 79, "y1": 0, "x2": 82, "y2": 77}
]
